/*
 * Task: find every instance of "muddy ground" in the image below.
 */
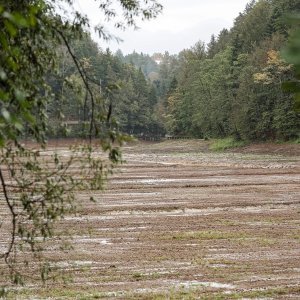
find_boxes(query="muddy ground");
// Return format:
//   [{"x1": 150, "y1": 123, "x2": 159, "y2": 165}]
[{"x1": 1, "y1": 140, "x2": 300, "y2": 299}]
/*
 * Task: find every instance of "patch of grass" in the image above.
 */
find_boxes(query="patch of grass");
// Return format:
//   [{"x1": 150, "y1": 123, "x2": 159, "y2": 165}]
[
  {"x1": 191, "y1": 256, "x2": 209, "y2": 266},
  {"x1": 207, "y1": 258, "x2": 235, "y2": 266},
  {"x1": 171, "y1": 230, "x2": 247, "y2": 240},
  {"x1": 257, "y1": 238, "x2": 277, "y2": 247},
  {"x1": 292, "y1": 234, "x2": 300, "y2": 240},
  {"x1": 128, "y1": 285, "x2": 199, "y2": 300},
  {"x1": 155, "y1": 255, "x2": 169, "y2": 262},
  {"x1": 127, "y1": 285, "x2": 300, "y2": 300},
  {"x1": 210, "y1": 137, "x2": 246, "y2": 151},
  {"x1": 131, "y1": 271, "x2": 166, "y2": 282},
  {"x1": 227, "y1": 285, "x2": 300, "y2": 299},
  {"x1": 132, "y1": 272, "x2": 144, "y2": 281},
  {"x1": 5, "y1": 288, "x2": 124, "y2": 300},
  {"x1": 7, "y1": 284, "x2": 300, "y2": 300},
  {"x1": 218, "y1": 219, "x2": 239, "y2": 226},
  {"x1": 275, "y1": 137, "x2": 300, "y2": 144}
]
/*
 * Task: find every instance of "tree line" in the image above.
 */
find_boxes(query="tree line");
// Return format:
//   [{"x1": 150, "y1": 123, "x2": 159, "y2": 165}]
[
  {"x1": 46, "y1": 36, "x2": 164, "y2": 139},
  {"x1": 93, "y1": 0, "x2": 299, "y2": 141},
  {"x1": 157, "y1": 0, "x2": 300, "y2": 141}
]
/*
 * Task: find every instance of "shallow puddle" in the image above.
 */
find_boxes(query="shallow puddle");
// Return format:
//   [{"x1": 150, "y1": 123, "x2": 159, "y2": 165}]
[
  {"x1": 169, "y1": 280, "x2": 236, "y2": 289},
  {"x1": 73, "y1": 236, "x2": 112, "y2": 245}
]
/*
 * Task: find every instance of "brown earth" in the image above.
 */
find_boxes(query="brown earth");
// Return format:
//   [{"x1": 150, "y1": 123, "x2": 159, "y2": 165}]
[{"x1": 1, "y1": 139, "x2": 300, "y2": 299}]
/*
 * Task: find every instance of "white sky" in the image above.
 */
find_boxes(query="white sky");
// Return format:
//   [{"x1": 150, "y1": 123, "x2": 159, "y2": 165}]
[{"x1": 75, "y1": 0, "x2": 251, "y2": 55}]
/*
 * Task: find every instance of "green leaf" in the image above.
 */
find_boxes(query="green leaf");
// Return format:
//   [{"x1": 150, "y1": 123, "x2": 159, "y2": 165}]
[
  {"x1": 4, "y1": 20, "x2": 17, "y2": 37},
  {"x1": 28, "y1": 6, "x2": 38, "y2": 26},
  {"x1": 14, "y1": 121, "x2": 24, "y2": 131},
  {"x1": 11, "y1": 12, "x2": 29, "y2": 27},
  {"x1": 23, "y1": 111, "x2": 36, "y2": 124},
  {"x1": 0, "y1": 32, "x2": 8, "y2": 50},
  {"x1": 1, "y1": 108, "x2": 10, "y2": 121},
  {"x1": 0, "y1": 287, "x2": 8, "y2": 298},
  {"x1": 0, "y1": 90, "x2": 9, "y2": 101},
  {"x1": 0, "y1": 69, "x2": 7, "y2": 80},
  {"x1": 0, "y1": 134, "x2": 5, "y2": 148},
  {"x1": 14, "y1": 89, "x2": 26, "y2": 102}
]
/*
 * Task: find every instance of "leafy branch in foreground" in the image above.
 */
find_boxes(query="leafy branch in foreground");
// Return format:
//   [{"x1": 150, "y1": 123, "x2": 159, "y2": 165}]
[{"x1": 0, "y1": 0, "x2": 162, "y2": 285}]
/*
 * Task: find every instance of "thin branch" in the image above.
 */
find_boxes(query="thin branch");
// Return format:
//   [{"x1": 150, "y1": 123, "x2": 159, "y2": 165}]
[
  {"x1": 55, "y1": 28, "x2": 96, "y2": 143},
  {"x1": 0, "y1": 166, "x2": 16, "y2": 262}
]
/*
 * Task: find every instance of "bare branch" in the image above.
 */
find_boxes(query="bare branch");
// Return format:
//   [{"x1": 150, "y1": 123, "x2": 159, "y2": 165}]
[
  {"x1": 0, "y1": 167, "x2": 16, "y2": 262},
  {"x1": 55, "y1": 28, "x2": 97, "y2": 143}
]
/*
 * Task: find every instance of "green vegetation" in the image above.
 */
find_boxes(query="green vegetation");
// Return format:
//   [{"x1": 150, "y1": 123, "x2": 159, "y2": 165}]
[
  {"x1": 25, "y1": 0, "x2": 299, "y2": 143},
  {"x1": 3, "y1": 288, "x2": 122, "y2": 299},
  {"x1": 47, "y1": 38, "x2": 164, "y2": 138},
  {"x1": 171, "y1": 230, "x2": 247, "y2": 240},
  {"x1": 125, "y1": 0, "x2": 300, "y2": 142},
  {"x1": 4, "y1": 284, "x2": 300, "y2": 300},
  {"x1": 209, "y1": 137, "x2": 247, "y2": 151},
  {"x1": 282, "y1": 14, "x2": 300, "y2": 112},
  {"x1": 132, "y1": 285, "x2": 300, "y2": 300},
  {"x1": 293, "y1": 137, "x2": 300, "y2": 143}
]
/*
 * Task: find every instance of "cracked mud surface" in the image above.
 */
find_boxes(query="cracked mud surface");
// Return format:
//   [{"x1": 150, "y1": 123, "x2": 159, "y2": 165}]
[{"x1": 1, "y1": 140, "x2": 300, "y2": 299}]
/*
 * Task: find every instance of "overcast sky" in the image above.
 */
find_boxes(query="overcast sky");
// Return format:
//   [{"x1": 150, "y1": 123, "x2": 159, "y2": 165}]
[{"x1": 75, "y1": 0, "x2": 251, "y2": 55}]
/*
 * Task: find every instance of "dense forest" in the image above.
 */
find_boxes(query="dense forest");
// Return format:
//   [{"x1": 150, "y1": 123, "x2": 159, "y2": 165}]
[
  {"x1": 47, "y1": 37, "x2": 163, "y2": 138},
  {"x1": 50, "y1": 0, "x2": 299, "y2": 141}
]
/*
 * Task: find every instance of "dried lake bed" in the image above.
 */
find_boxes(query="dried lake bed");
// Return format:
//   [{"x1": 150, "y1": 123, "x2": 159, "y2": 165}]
[{"x1": 1, "y1": 140, "x2": 300, "y2": 299}]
